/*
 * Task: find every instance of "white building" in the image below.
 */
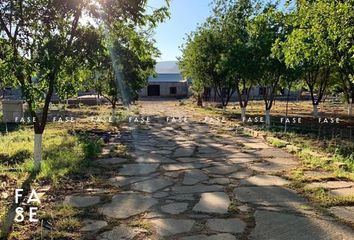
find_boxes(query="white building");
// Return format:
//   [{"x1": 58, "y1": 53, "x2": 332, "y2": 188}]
[{"x1": 139, "y1": 61, "x2": 189, "y2": 98}]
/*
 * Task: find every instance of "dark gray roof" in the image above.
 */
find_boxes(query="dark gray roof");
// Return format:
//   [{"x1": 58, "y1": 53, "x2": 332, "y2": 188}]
[{"x1": 149, "y1": 73, "x2": 185, "y2": 83}]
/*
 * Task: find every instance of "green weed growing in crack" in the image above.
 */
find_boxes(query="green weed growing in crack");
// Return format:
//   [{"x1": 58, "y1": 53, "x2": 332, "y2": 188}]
[{"x1": 129, "y1": 219, "x2": 153, "y2": 235}]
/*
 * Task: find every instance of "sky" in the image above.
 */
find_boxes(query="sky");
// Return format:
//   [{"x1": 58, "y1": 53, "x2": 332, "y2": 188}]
[
  {"x1": 148, "y1": 0, "x2": 214, "y2": 62},
  {"x1": 148, "y1": 0, "x2": 290, "y2": 62}
]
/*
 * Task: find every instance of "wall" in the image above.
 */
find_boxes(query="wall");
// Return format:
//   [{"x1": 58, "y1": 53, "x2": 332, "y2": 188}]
[{"x1": 139, "y1": 82, "x2": 188, "y2": 97}]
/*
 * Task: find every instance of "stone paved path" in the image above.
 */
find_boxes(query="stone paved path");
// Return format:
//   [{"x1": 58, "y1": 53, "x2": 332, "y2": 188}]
[{"x1": 64, "y1": 100, "x2": 354, "y2": 240}]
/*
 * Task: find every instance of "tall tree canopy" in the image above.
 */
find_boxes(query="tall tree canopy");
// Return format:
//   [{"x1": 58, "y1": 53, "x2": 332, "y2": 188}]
[
  {"x1": 91, "y1": 23, "x2": 160, "y2": 116},
  {"x1": 0, "y1": 0, "x2": 169, "y2": 170},
  {"x1": 280, "y1": 0, "x2": 338, "y2": 117}
]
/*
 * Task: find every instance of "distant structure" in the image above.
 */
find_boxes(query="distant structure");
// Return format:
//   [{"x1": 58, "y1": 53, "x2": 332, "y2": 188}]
[{"x1": 139, "y1": 61, "x2": 189, "y2": 98}]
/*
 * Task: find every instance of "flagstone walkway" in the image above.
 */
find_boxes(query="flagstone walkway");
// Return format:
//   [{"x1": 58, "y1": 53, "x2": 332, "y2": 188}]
[{"x1": 63, "y1": 100, "x2": 354, "y2": 240}]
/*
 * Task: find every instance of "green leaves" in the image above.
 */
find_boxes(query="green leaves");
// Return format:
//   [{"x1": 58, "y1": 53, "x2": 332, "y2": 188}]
[{"x1": 279, "y1": 0, "x2": 354, "y2": 106}]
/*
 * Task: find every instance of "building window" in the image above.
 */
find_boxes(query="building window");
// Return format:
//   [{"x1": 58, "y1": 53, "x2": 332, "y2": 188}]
[{"x1": 170, "y1": 87, "x2": 177, "y2": 94}]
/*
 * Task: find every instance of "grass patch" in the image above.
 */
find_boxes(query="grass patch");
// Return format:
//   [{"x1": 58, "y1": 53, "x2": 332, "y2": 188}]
[
  {"x1": 303, "y1": 188, "x2": 354, "y2": 207},
  {"x1": 129, "y1": 219, "x2": 153, "y2": 235},
  {"x1": 8, "y1": 204, "x2": 82, "y2": 240},
  {"x1": 0, "y1": 126, "x2": 104, "y2": 184},
  {"x1": 267, "y1": 136, "x2": 288, "y2": 148},
  {"x1": 228, "y1": 200, "x2": 239, "y2": 213}
]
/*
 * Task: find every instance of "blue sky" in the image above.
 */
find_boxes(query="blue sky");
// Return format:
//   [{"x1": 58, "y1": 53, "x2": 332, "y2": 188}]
[
  {"x1": 148, "y1": 0, "x2": 290, "y2": 62},
  {"x1": 148, "y1": 0, "x2": 214, "y2": 62}
]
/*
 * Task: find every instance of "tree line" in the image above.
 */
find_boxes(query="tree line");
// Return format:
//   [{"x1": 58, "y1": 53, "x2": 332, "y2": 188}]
[
  {"x1": 179, "y1": 0, "x2": 354, "y2": 123},
  {"x1": 0, "y1": 0, "x2": 170, "y2": 171}
]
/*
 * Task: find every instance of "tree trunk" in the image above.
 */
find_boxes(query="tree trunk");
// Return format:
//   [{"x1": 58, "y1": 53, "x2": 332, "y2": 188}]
[
  {"x1": 241, "y1": 107, "x2": 246, "y2": 120},
  {"x1": 112, "y1": 102, "x2": 117, "y2": 123},
  {"x1": 285, "y1": 85, "x2": 291, "y2": 133},
  {"x1": 265, "y1": 110, "x2": 271, "y2": 126},
  {"x1": 112, "y1": 108, "x2": 116, "y2": 121},
  {"x1": 34, "y1": 134, "x2": 43, "y2": 172},
  {"x1": 348, "y1": 103, "x2": 353, "y2": 116},
  {"x1": 197, "y1": 95, "x2": 203, "y2": 107},
  {"x1": 312, "y1": 104, "x2": 319, "y2": 117}
]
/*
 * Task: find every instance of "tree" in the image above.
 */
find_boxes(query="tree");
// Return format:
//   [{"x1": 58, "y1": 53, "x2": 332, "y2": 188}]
[
  {"x1": 94, "y1": 25, "x2": 159, "y2": 118},
  {"x1": 324, "y1": 0, "x2": 354, "y2": 115},
  {"x1": 281, "y1": 0, "x2": 336, "y2": 117},
  {"x1": 180, "y1": 20, "x2": 237, "y2": 108},
  {"x1": 0, "y1": 0, "x2": 169, "y2": 171},
  {"x1": 179, "y1": 30, "x2": 208, "y2": 107},
  {"x1": 0, "y1": 39, "x2": 15, "y2": 96},
  {"x1": 249, "y1": 5, "x2": 287, "y2": 126},
  {"x1": 212, "y1": 0, "x2": 259, "y2": 119}
]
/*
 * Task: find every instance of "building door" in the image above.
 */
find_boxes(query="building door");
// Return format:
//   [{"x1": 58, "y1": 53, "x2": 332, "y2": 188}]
[{"x1": 148, "y1": 85, "x2": 160, "y2": 96}]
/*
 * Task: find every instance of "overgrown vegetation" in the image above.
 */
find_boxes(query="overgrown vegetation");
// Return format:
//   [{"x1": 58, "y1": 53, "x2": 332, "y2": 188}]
[{"x1": 0, "y1": 126, "x2": 103, "y2": 183}]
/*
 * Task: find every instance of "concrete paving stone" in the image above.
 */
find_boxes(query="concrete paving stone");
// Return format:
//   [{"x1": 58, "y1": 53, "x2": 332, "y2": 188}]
[
  {"x1": 250, "y1": 148, "x2": 293, "y2": 158},
  {"x1": 150, "y1": 218, "x2": 195, "y2": 236},
  {"x1": 168, "y1": 194, "x2": 195, "y2": 201},
  {"x1": 172, "y1": 184, "x2": 224, "y2": 194},
  {"x1": 329, "y1": 187, "x2": 354, "y2": 197},
  {"x1": 173, "y1": 147, "x2": 196, "y2": 157},
  {"x1": 160, "y1": 146, "x2": 178, "y2": 151},
  {"x1": 181, "y1": 233, "x2": 237, "y2": 240},
  {"x1": 153, "y1": 139, "x2": 175, "y2": 146},
  {"x1": 153, "y1": 192, "x2": 170, "y2": 198},
  {"x1": 80, "y1": 219, "x2": 108, "y2": 232},
  {"x1": 97, "y1": 225, "x2": 145, "y2": 240},
  {"x1": 207, "y1": 142, "x2": 226, "y2": 148},
  {"x1": 237, "y1": 205, "x2": 250, "y2": 212},
  {"x1": 135, "y1": 154, "x2": 175, "y2": 163},
  {"x1": 187, "y1": 214, "x2": 211, "y2": 219},
  {"x1": 183, "y1": 169, "x2": 209, "y2": 185},
  {"x1": 164, "y1": 171, "x2": 180, "y2": 178},
  {"x1": 176, "y1": 157, "x2": 210, "y2": 163},
  {"x1": 207, "y1": 178, "x2": 230, "y2": 185},
  {"x1": 228, "y1": 157, "x2": 259, "y2": 164},
  {"x1": 162, "y1": 163, "x2": 208, "y2": 171},
  {"x1": 264, "y1": 156, "x2": 298, "y2": 166},
  {"x1": 143, "y1": 211, "x2": 167, "y2": 219},
  {"x1": 234, "y1": 186, "x2": 307, "y2": 208},
  {"x1": 135, "y1": 145, "x2": 159, "y2": 152},
  {"x1": 84, "y1": 188, "x2": 109, "y2": 194},
  {"x1": 130, "y1": 178, "x2": 174, "y2": 193},
  {"x1": 196, "y1": 152, "x2": 227, "y2": 158},
  {"x1": 161, "y1": 202, "x2": 189, "y2": 214},
  {"x1": 227, "y1": 152, "x2": 259, "y2": 164},
  {"x1": 119, "y1": 163, "x2": 159, "y2": 175},
  {"x1": 193, "y1": 192, "x2": 230, "y2": 214},
  {"x1": 248, "y1": 162, "x2": 295, "y2": 173},
  {"x1": 243, "y1": 142, "x2": 272, "y2": 149},
  {"x1": 329, "y1": 206, "x2": 354, "y2": 224},
  {"x1": 203, "y1": 165, "x2": 241, "y2": 175},
  {"x1": 304, "y1": 181, "x2": 354, "y2": 190},
  {"x1": 108, "y1": 174, "x2": 159, "y2": 187},
  {"x1": 198, "y1": 147, "x2": 219, "y2": 154},
  {"x1": 98, "y1": 193, "x2": 158, "y2": 219},
  {"x1": 240, "y1": 175, "x2": 290, "y2": 186},
  {"x1": 207, "y1": 218, "x2": 246, "y2": 233},
  {"x1": 229, "y1": 169, "x2": 253, "y2": 179},
  {"x1": 98, "y1": 157, "x2": 128, "y2": 165},
  {"x1": 250, "y1": 210, "x2": 354, "y2": 240},
  {"x1": 227, "y1": 152, "x2": 255, "y2": 159},
  {"x1": 63, "y1": 195, "x2": 100, "y2": 208},
  {"x1": 150, "y1": 149, "x2": 173, "y2": 155}
]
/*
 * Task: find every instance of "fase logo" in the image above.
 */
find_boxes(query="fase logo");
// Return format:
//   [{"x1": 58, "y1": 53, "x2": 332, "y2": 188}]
[{"x1": 15, "y1": 189, "x2": 40, "y2": 223}]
